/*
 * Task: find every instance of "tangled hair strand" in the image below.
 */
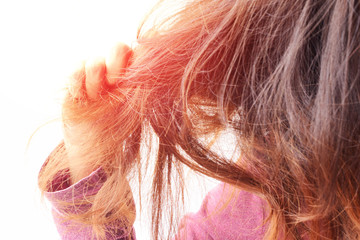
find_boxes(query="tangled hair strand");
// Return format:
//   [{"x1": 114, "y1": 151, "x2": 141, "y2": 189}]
[{"x1": 39, "y1": 0, "x2": 360, "y2": 239}]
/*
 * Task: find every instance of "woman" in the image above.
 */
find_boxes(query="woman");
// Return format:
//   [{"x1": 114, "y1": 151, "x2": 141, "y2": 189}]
[{"x1": 39, "y1": 0, "x2": 360, "y2": 239}]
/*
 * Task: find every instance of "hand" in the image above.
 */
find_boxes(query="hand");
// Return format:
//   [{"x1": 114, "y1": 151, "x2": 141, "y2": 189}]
[
  {"x1": 68, "y1": 43, "x2": 133, "y2": 101},
  {"x1": 63, "y1": 43, "x2": 133, "y2": 184}
]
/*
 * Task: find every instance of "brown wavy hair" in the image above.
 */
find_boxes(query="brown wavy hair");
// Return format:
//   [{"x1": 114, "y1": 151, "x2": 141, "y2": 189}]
[{"x1": 39, "y1": 0, "x2": 360, "y2": 239}]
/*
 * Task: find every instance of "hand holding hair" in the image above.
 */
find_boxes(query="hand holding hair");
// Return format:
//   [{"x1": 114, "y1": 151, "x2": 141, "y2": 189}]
[
  {"x1": 63, "y1": 43, "x2": 133, "y2": 184},
  {"x1": 68, "y1": 43, "x2": 133, "y2": 100}
]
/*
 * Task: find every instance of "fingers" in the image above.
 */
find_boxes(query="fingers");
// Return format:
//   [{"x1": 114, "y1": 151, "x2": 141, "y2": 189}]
[
  {"x1": 68, "y1": 43, "x2": 133, "y2": 101},
  {"x1": 106, "y1": 43, "x2": 133, "y2": 85},
  {"x1": 68, "y1": 62, "x2": 86, "y2": 99},
  {"x1": 85, "y1": 58, "x2": 106, "y2": 100}
]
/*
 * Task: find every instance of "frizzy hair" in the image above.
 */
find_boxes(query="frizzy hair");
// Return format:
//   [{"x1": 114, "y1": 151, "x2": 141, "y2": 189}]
[{"x1": 38, "y1": 0, "x2": 360, "y2": 239}]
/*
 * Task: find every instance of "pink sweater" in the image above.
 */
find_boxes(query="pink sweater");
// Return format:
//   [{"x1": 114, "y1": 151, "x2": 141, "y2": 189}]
[{"x1": 44, "y1": 166, "x2": 268, "y2": 239}]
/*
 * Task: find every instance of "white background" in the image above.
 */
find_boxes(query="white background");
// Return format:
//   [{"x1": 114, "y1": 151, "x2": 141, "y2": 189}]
[{"x1": 0, "y1": 0, "x2": 228, "y2": 239}]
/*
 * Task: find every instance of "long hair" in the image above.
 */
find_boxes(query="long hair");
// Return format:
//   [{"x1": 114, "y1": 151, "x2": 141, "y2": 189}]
[{"x1": 39, "y1": 0, "x2": 360, "y2": 239}]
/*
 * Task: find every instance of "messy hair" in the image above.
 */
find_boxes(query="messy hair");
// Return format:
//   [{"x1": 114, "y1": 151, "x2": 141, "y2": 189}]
[{"x1": 39, "y1": 0, "x2": 360, "y2": 239}]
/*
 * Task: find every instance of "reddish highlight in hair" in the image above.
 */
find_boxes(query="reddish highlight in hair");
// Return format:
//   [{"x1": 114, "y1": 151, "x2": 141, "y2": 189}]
[{"x1": 39, "y1": 0, "x2": 360, "y2": 239}]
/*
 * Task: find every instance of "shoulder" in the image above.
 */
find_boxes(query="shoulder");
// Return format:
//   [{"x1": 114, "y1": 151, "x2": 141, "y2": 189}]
[{"x1": 177, "y1": 183, "x2": 268, "y2": 240}]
